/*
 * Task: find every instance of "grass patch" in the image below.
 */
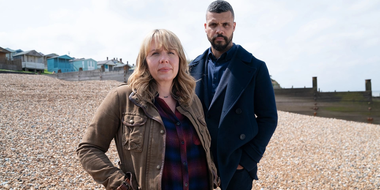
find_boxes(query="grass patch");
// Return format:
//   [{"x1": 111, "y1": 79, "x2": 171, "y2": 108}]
[
  {"x1": 0, "y1": 69, "x2": 35, "y2": 74},
  {"x1": 333, "y1": 92, "x2": 370, "y2": 101},
  {"x1": 0, "y1": 69, "x2": 53, "y2": 75},
  {"x1": 42, "y1": 69, "x2": 53, "y2": 74},
  {"x1": 324, "y1": 106, "x2": 357, "y2": 112}
]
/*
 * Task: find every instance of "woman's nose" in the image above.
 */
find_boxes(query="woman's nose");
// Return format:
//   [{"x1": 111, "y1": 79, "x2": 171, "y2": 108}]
[{"x1": 159, "y1": 53, "x2": 169, "y2": 63}]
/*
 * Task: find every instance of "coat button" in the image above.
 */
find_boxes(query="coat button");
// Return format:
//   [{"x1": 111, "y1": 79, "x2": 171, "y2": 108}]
[
  {"x1": 156, "y1": 165, "x2": 161, "y2": 170},
  {"x1": 160, "y1": 130, "x2": 165, "y2": 134},
  {"x1": 240, "y1": 134, "x2": 246, "y2": 140},
  {"x1": 176, "y1": 122, "x2": 181, "y2": 126},
  {"x1": 235, "y1": 108, "x2": 242, "y2": 114}
]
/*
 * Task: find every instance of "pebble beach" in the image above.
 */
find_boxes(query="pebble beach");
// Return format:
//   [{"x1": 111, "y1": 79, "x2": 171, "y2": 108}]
[{"x1": 0, "y1": 74, "x2": 379, "y2": 189}]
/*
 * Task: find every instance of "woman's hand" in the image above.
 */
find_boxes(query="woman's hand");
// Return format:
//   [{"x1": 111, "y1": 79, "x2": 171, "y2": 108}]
[{"x1": 237, "y1": 164, "x2": 244, "y2": 170}]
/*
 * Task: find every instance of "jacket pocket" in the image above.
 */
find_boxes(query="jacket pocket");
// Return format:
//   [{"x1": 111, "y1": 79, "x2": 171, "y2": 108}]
[{"x1": 122, "y1": 113, "x2": 147, "y2": 152}]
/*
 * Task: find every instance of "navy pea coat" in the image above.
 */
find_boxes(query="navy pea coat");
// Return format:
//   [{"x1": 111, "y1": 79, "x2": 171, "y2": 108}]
[{"x1": 189, "y1": 45, "x2": 278, "y2": 189}]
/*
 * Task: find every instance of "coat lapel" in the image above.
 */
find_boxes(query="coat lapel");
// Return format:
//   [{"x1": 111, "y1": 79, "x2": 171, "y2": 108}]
[
  {"x1": 209, "y1": 66, "x2": 229, "y2": 109},
  {"x1": 213, "y1": 46, "x2": 257, "y2": 123}
]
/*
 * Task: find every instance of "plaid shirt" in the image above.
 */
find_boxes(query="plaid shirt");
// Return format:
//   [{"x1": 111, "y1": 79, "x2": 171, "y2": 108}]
[{"x1": 154, "y1": 97, "x2": 210, "y2": 190}]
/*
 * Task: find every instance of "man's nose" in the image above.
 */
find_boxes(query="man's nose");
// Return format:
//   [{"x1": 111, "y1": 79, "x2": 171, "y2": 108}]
[{"x1": 216, "y1": 25, "x2": 224, "y2": 35}]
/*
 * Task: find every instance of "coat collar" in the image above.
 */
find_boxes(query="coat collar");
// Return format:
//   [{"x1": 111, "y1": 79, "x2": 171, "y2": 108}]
[
  {"x1": 190, "y1": 50, "x2": 211, "y2": 109},
  {"x1": 190, "y1": 45, "x2": 257, "y2": 119}
]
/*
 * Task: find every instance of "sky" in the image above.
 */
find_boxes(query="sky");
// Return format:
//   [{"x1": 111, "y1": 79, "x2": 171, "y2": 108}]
[{"x1": 1, "y1": 0, "x2": 379, "y2": 94}]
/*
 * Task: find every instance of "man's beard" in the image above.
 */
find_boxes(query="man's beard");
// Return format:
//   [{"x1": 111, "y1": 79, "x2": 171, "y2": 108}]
[{"x1": 208, "y1": 33, "x2": 233, "y2": 52}]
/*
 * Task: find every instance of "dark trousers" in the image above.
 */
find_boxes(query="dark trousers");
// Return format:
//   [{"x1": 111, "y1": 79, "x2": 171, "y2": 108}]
[{"x1": 225, "y1": 169, "x2": 253, "y2": 190}]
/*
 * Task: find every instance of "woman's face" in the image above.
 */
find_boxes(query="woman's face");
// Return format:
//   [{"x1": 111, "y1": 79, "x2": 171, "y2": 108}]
[{"x1": 146, "y1": 40, "x2": 179, "y2": 85}]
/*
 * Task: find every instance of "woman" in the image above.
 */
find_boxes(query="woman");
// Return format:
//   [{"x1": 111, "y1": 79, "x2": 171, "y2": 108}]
[{"x1": 77, "y1": 29, "x2": 219, "y2": 190}]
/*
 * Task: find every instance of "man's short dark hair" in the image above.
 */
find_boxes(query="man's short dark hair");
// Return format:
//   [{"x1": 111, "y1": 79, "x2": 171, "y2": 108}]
[{"x1": 207, "y1": 0, "x2": 235, "y2": 19}]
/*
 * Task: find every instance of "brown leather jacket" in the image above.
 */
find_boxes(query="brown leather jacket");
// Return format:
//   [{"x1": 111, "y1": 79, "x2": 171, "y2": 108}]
[{"x1": 77, "y1": 85, "x2": 218, "y2": 190}]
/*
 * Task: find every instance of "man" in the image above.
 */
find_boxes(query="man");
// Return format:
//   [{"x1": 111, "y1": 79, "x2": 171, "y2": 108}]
[{"x1": 189, "y1": 1, "x2": 278, "y2": 189}]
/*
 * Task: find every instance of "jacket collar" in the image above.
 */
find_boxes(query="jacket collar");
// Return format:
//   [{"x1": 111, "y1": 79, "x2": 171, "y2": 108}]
[
  {"x1": 129, "y1": 91, "x2": 163, "y2": 124},
  {"x1": 129, "y1": 91, "x2": 147, "y2": 109},
  {"x1": 129, "y1": 90, "x2": 190, "y2": 115}
]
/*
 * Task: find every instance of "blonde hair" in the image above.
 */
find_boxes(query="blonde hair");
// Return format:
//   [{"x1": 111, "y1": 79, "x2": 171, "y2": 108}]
[{"x1": 128, "y1": 29, "x2": 196, "y2": 106}]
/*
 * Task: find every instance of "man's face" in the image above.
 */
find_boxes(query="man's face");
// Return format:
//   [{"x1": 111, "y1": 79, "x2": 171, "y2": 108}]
[{"x1": 204, "y1": 11, "x2": 236, "y2": 52}]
